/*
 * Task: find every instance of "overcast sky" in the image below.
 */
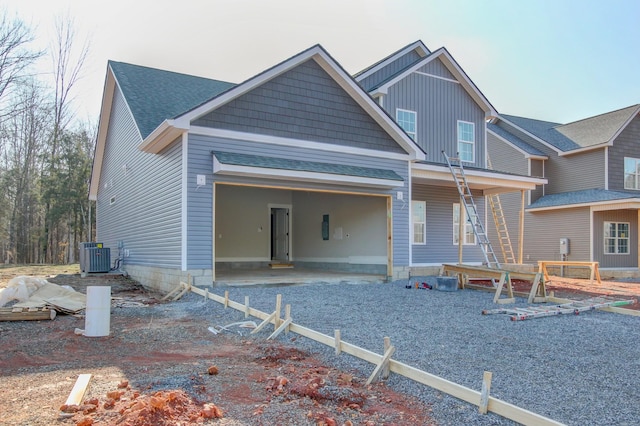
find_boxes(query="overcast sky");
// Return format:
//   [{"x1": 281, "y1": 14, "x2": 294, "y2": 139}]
[{"x1": 4, "y1": 0, "x2": 640, "y2": 125}]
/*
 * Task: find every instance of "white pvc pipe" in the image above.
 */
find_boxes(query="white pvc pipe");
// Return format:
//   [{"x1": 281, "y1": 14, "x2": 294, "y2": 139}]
[{"x1": 84, "y1": 286, "x2": 111, "y2": 337}]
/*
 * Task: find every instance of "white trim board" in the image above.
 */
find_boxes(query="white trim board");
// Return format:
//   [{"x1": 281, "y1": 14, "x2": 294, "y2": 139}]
[
  {"x1": 191, "y1": 126, "x2": 412, "y2": 161},
  {"x1": 213, "y1": 157, "x2": 404, "y2": 189}
]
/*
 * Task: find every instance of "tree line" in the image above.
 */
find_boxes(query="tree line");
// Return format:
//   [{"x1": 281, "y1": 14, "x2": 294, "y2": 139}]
[{"x1": 0, "y1": 11, "x2": 94, "y2": 265}]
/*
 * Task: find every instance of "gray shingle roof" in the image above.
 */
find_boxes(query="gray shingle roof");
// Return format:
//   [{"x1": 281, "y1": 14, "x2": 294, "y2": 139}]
[
  {"x1": 528, "y1": 189, "x2": 640, "y2": 209},
  {"x1": 487, "y1": 123, "x2": 546, "y2": 157},
  {"x1": 109, "y1": 61, "x2": 236, "y2": 139},
  {"x1": 213, "y1": 151, "x2": 404, "y2": 181},
  {"x1": 555, "y1": 104, "x2": 640, "y2": 147},
  {"x1": 501, "y1": 114, "x2": 580, "y2": 151}
]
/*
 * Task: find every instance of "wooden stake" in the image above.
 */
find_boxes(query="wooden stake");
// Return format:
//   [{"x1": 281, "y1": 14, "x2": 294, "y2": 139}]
[
  {"x1": 251, "y1": 311, "x2": 276, "y2": 334},
  {"x1": 366, "y1": 344, "x2": 396, "y2": 385},
  {"x1": 275, "y1": 294, "x2": 282, "y2": 329},
  {"x1": 334, "y1": 330, "x2": 342, "y2": 355},
  {"x1": 479, "y1": 371, "x2": 492, "y2": 414},
  {"x1": 244, "y1": 296, "x2": 250, "y2": 318},
  {"x1": 224, "y1": 290, "x2": 229, "y2": 308},
  {"x1": 161, "y1": 283, "x2": 183, "y2": 301},
  {"x1": 64, "y1": 374, "x2": 92, "y2": 407},
  {"x1": 204, "y1": 288, "x2": 209, "y2": 301},
  {"x1": 382, "y1": 337, "x2": 391, "y2": 380},
  {"x1": 267, "y1": 317, "x2": 292, "y2": 340},
  {"x1": 285, "y1": 304, "x2": 291, "y2": 334}
]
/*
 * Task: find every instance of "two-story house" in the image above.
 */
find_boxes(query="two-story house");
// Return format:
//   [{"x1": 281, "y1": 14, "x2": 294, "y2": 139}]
[
  {"x1": 487, "y1": 105, "x2": 640, "y2": 272},
  {"x1": 90, "y1": 42, "x2": 544, "y2": 290},
  {"x1": 354, "y1": 41, "x2": 544, "y2": 271}
]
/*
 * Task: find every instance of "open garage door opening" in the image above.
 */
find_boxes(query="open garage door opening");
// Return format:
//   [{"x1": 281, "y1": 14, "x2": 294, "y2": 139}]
[{"x1": 213, "y1": 184, "x2": 390, "y2": 284}]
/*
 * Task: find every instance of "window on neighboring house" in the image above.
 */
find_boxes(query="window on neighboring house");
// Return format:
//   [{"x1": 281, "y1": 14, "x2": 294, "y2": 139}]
[
  {"x1": 396, "y1": 109, "x2": 417, "y2": 140},
  {"x1": 604, "y1": 222, "x2": 629, "y2": 254},
  {"x1": 624, "y1": 157, "x2": 640, "y2": 190},
  {"x1": 453, "y1": 203, "x2": 476, "y2": 245},
  {"x1": 412, "y1": 201, "x2": 426, "y2": 244},
  {"x1": 457, "y1": 121, "x2": 475, "y2": 162}
]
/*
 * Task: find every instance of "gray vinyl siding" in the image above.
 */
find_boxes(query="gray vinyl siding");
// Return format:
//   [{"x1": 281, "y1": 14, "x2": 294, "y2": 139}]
[
  {"x1": 385, "y1": 70, "x2": 486, "y2": 167},
  {"x1": 487, "y1": 132, "x2": 527, "y2": 174},
  {"x1": 608, "y1": 115, "x2": 640, "y2": 191},
  {"x1": 593, "y1": 210, "x2": 638, "y2": 268},
  {"x1": 193, "y1": 60, "x2": 404, "y2": 154},
  {"x1": 495, "y1": 120, "x2": 606, "y2": 194},
  {"x1": 358, "y1": 49, "x2": 423, "y2": 91},
  {"x1": 530, "y1": 159, "x2": 544, "y2": 202},
  {"x1": 545, "y1": 149, "x2": 605, "y2": 193},
  {"x1": 419, "y1": 59, "x2": 455, "y2": 80},
  {"x1": 524, "y1": 207, "x2": 591, "y2": 263},
  {"x1": 96, "y1": 88, "x2": 182, "y2": 268},
  {"x1": 487, "y1": 191, "x2": 523, "y2": 264},
  {"x1": 186, "y1": 135, "x2": 409, "y2": 269},
  {"x1": 485, "y1": 132, "x2": 530, "y2": 263},
  {"x1": 411, "y1": 185, "x2": 486, "y2": 264},
  {"x1": 494, "y1": 121, "x2": 550, "y2": 154}
]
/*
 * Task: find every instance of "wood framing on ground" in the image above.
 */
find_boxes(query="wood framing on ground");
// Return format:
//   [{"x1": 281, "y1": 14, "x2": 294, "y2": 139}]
[{"x1": 188, "y1": 285, "x2": 565, "y2": 426}]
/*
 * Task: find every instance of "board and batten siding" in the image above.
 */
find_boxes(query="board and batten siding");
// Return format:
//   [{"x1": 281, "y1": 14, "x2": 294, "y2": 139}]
[
  {"x1": 411, "y1": 185, "x2": 486, "y2": 264},
  {"x1": 97, "y1": 88, "x2": 182, "y2": 268},
  {"x1": 193, "y1": 60, "x2": 404, "y2": 154},
  {"x1": 593, "y1": 210, "x2": 638, "y2": 268},
  {"x1": 384, "y1": 60, "x2": 486, "y2": 168},
  {"x1": 607, "y1": 115, "x2": 640, "y2": 191},
  {"x1": 524, "y1": 207, "x2": 591, "y2": 263},
  {"x1": 419, "y1": 59, "x2": 455, "y2": 80},
  {"x1": 357, "y1": 49, "x2": 423, "y2": 92},
  {"x1": 186, "y1": 135, "x2": 410, "y2": 269}
]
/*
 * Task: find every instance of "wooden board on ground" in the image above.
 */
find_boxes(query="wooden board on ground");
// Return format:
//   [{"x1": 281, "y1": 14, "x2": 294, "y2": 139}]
[
  {"x1": 64, "y1": 374, "x2": 92, "y2": 407},
  {"x1": 0, "y1": 307, "x2": 56, "y2": 321}
]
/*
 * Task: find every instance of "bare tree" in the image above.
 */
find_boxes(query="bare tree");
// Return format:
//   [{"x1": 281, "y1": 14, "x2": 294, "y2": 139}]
[
  {"x1": 42, "y1": 13, "x2": 90, "y2": 263},
  {"x1": 0, "y1": 10, "x2": 42, "y2": 120}
]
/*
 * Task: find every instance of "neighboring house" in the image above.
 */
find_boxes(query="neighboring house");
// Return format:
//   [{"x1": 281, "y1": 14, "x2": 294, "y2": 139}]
[
  {"x1": 90, "y1": 42, "x2": 544, "y2": 290},
  {"x1": 487, "y1": 104, "x2": 640, "y2": 270},
  {"x1": 354, "y1": 41, "x2": 544, "y2": 269}
]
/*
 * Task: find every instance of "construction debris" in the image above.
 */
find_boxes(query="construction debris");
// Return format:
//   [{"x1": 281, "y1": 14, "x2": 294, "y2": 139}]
[
  {"x1": 208, "y1": 320, "x2": 257, "y2": 335},
  {"x1": 0, "y1": 276, "x2": 86, "y2": 316},
  {"x1": 0, "y1": 306, "x2": 56, "y2": 321},
  {"x1": 482, "y1": 296, "x2": 635, "y2": 321}
]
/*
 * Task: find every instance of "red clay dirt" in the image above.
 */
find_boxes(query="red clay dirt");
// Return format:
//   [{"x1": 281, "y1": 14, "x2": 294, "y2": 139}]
[
  {"x1": 2, "y1": 268, "x2": 638, "y2": 425},
  {"x1": 0, "y1": 271, "x2": 435, "y2": 426}
]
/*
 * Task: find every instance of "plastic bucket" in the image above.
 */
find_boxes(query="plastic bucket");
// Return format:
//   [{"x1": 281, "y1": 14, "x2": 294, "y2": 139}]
[{"x1": 84, "y1": 286, "x2": 111, "y2": 337}]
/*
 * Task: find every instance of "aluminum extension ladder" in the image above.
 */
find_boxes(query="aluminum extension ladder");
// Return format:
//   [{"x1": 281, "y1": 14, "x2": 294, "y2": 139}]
[
  {"x1": 443, "y1": 151, "x2": 501, "y2": 269},
  {"x1": 482, "y1": 296, "x2": 634, "y2": 321}
]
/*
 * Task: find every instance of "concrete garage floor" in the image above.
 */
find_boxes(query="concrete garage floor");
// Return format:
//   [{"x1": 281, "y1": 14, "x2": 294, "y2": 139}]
[{"x1": 213, "y1": 267, "x2": 387, "y2": 287}]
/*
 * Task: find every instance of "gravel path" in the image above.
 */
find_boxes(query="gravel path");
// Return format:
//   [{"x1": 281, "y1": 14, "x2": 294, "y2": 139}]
[{"x1": 195, "y1": 279, "x2": 640, "y2": 426}]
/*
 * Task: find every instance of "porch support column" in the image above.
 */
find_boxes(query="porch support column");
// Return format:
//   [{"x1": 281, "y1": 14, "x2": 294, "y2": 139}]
[
  {"x1": 518, "y1": 189, "x2": 525, "y2": 264},
  {"x1": 458, "y1": 197, "x2": 464, "y2": 264}
]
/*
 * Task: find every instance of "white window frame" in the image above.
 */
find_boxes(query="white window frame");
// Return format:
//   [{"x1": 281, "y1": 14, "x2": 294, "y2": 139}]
[
  {"x1": 604, "y1": 221, "x2": 629, "y2": 255},
  {"x1": 457, "y1": 120, "x2": 475, "y2": 163},
  {"x1": 453, "y1": 203, "x2": 476, "y2": 245},
  {"x1": 624, "y1": 157, "x2": 640, "y2": 190},
  {"x1": 396, "y1": 108, "x2": 417, "y2": 140},
  {"x1": 411, "y1": 200, "x2": 426, "y2": 245}
]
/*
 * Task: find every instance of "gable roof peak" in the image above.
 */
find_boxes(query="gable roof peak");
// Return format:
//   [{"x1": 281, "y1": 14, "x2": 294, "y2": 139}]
[{"x1": 354, "y1": 40, "x2": 430, "y2": 79}]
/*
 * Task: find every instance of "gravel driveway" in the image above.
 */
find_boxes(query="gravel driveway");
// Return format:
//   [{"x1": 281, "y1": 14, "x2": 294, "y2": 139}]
[{"x1": 205, "y1": 279, "x2": 640, "y2": 426}]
